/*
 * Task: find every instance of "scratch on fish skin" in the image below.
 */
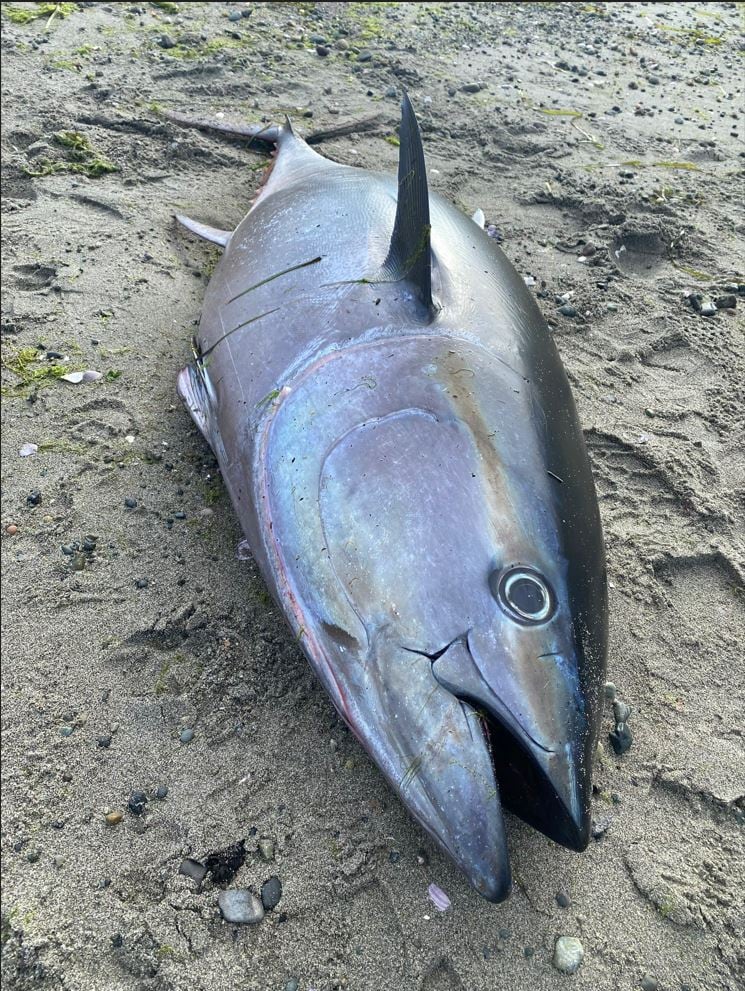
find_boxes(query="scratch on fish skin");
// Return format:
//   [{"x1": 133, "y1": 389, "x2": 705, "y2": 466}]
[
  {"x1": 226, "y1": 256, "x2": 323, "y2": 305},
  {"x1": 201, "y1": 307, "x2": 280, "y2": 358}
]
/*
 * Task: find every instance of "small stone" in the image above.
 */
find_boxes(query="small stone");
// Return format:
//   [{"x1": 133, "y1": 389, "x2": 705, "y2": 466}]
[
  {"x1": 60, "y1": 725, "x2": 74, "y2": 737},
  {"x1": 127, "y1": 791, "x2": 148, "y2": 816},
  {"x1": 258, "y1": 837, "x2": 275, "y2": 861},
  {"x1": 134, "y1": 578, "x2": 149, "y2": 589},
  {"x1": 357, "y1": 50, "x2": 372, "y2": 62},
  {"x1": 180, "y1": 728, "x2": 194, "y2": 744},
  {"x1": 154, "y1": 784, "x2": 168, "y2": 800},
  {"x1": 606, "y1": 302, "x2": 618, "y2": 312},
  {"x1": 700, "y1": 298, "x2": 717, "y2": 317},
  {"x1": 218, "y1": 889, "x2": 264, "y2": 925},
  {"x1": 124, "y1": 498, "x2": 138, "y2": 509},
  {"x1": 389, "y1": 850, "x2": 401, "y2": 863},
  {"x1": 27, "y1": 490, "x2": 42, "y2": 507},
  {"x1": 179, "y1": 858, "x2": 208, "y2": 884},
  {"x1": 553, "y1": 936, "x2": 584, "y2": 974},
  {"x1": 609, "y1": 722, "x2": 633, "y2": 755},
  {"x1": 5, "y1": 524, "x2": 18, "y2": 536},
  {"x1": 105, "y1": 811, "x2": 124, "y2": 826},
  {"x1": 97, "y1": 734, "x2": 112, "y2": 748},
  {"x1": 461, "y1": 82, "x2": 485, "y2": 93},
  {"x1": 604, "y1": 681, "x2": 617, "y2": 701},
  {"x1": 26, "y1": 849, "x2": 41, "y2": 863},
  {"x1": 385, "y1": 86, "x2": 397, "y2": 98},
  {"x1": 261, "y1": 875, "x2": 282, "y2": 910},
  {"x1": 285, "y1": 981, "x2": 299, "y2": 991},
  {"x1": 640, "y1": 978, "x2": 658, "y2": 991},
  {"x1": 71, "y1": 553, "x2": 87, "y2": 572},
  {"x1": 556, "y1": 891, "x2": 571, "y2": 908},
  {"x1": 714, "y1": 294, "x2": 736, "y2": 309},
  {"x1": 416, "y1": 850, "x2": 429, "y2": 867},
  {"x1": 157, "y1": 35, "x2": 177, "y2": 49},
  {"x1": 227, "y1": 10, "x2": 241, "y2": 20},
  {"x1": 591, "y1": 815, "x2": 612, "y2": 839},
  {"x1": 524, "y1": 946, "x2": 535, "y2": 959},
  {"x1": 316, "y1": 44, "x2": 329, "y2": 57},
  {"x1": 559, "y1": 303, "x2": 577, "y2": 317},
  {"x1": 612, "y1": 700, "x2": 632, "y2": 723}
]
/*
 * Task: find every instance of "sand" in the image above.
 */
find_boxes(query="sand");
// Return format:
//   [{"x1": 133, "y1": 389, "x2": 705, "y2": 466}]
[{"x1": 1, "y1": 2, "x2": 743, "y2": 990}]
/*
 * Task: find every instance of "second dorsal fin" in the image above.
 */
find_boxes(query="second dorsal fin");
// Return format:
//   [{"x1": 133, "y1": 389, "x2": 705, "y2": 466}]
[{"x1": 383, "y1": 94, "x2": 433, "y2": 312}]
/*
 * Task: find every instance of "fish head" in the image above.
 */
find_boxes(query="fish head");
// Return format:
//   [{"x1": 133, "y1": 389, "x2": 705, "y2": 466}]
[{"x1": 259, "y1": 336, "x2": 607, "y2": 902}]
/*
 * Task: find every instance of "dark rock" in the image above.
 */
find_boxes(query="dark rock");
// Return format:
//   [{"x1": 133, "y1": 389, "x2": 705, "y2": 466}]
[
  {"x1": 316, "y1": 44, "x2": 329, "y2": 57},
  {"x1": 97, "y1": 734, "x2": 112, "y2": 748},
  {"x1": 127, "y1": 791, "x2": 148, "y2": 816},
  {"x1": 261, "y1": 875, "x2": 282, "y2": 911},
  {"x1": 157, "y1": 35, "x2": 177, "y2": 49},
  {"x1": 134, "y1": 578, "x2": 148, "y2": 589},
  {"x1": 154, "y1": 784, "x2": 168, "y2": 800},
  {"x1": 556, "y1": 891, "x2": 571, "y2": 908},
  {"x1": 640, "y1": 978, "x2": 658, "y2": 991},
  {"x1": 357, "y1": 50, "x2": 372, "y2": 63},
  {"x1": 714, "y1": 294, "x2": 736, "y2": 309},
  {"x1": 461, "y1": 82, "x2": 485, "y2": 93},
  {"x1": 27, "y1": 490, "x2": 42, "y2": 506},
  {"x1": 559, "y1": 303, "x2": 578, "y2": 317},
  {"x1": 124, "y1": 497, "x2": 138, "y2": 509},
  {"x1": 205, "y1": 840, "x2": 246, "y2": 883},
  {"x1": 609, "y1": 722, "x2": 633, "y2": 755},
  {"x1": 612, "y1": 700, "x2": 632, "y2": 724}
]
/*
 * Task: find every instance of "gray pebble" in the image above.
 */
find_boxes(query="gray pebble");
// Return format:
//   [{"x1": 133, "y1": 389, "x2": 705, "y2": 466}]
[
  {"x1": 461, "y1": 82, "x2": 485, "y2": 93},
  {"x1": 180, "y1": 728, "x2": 194, "y2": 744},
  {"x1": 612, "y1": 700, "x2": 632, "y2": 723},
  {"x1": 559, "y1": 303, "x2": 577, "y2": 317},
  {"x1": 134, "y1": 578, "x2": 148, "y2": 589},
  {"x1": 179, "y1": 858, "x2": 208, "y2": 884},
  {"x1": 154, "y1": 784, "x2": 168, "y2": 800},
  {"x1": 715, "y1": 294, "x2": 736, "y2": 310},
  {"x1": 227, "y1": 10, "x2": 241, "y2": 20},
  {"x1": 258, "y1": 837, "x2": 275, "y2": 861},
  {"x1": 285, "y1": 981, "x2": 299, "y2": 991},
  {"x1": 591, "y1": 815, "x2": 612, "y2": 839},
  {"x1": 316, "y1": 44, "x2": 329, "y2": 57},
  {"x1": 553, "y1": 936, "x2": 584, "y2": 974},
  {"x1": 700, "y1": 298, "x2": 717, "y2": 317},
  {"x1": 604, "y1": 681, "x2": 617, "y2": 701},
  {"x1": 218, "y1": 889, "x2": 264, "y2": 925},
  {"x1": 261, "y1": 875, "x2": 282, "y2": 910},
  {"x1": 357, "y1": 50, "x2": 372, "y2": 62},
  {"x1": 640, "y1": 978, "x2": 658, "y2": 991},
  {"x1": 157, "y1": 35, "x2": 177, "y2": 50},
  {"x1": 556, "y1": 891, "x2": 571, "y2": 908},
  {"x1": 385, "y1": 86, "x2": 397, "y2": 98}
]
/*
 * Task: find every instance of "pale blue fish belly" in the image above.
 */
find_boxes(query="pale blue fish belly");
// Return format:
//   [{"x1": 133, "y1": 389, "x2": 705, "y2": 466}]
[{"x1": 177, "y1": 100, "x2": 608, "y2": 901}]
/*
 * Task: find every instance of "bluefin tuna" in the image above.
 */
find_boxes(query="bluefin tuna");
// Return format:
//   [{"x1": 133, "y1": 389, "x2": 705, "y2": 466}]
[{"x1": 171, "y1": 96, "x2": 608, "y2": 902}]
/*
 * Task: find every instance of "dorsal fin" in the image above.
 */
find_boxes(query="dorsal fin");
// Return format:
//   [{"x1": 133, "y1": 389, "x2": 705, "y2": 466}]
[{"x1": 383, "y1": 93, "x2": 433, "y2": 312}]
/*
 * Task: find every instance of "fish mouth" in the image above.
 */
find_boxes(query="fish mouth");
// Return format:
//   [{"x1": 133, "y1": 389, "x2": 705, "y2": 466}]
[{"x1": 408, "y1": 633, "x2": 590, "y2": 853}]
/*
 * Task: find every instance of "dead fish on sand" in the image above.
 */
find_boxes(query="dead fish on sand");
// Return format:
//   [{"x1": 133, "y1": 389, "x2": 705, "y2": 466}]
[{"x1": 170, "y1": 97, "x2": 608, "y2": 901}]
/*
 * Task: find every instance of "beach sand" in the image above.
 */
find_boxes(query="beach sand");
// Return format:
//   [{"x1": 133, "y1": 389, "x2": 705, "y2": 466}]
[{"x1": 1, "y1": 3, "x2": 743, "y2": 989}]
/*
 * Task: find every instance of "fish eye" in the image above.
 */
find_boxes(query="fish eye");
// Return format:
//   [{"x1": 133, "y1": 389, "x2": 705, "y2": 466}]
[{"x1": 491, "y1": 567, "x2": 555, "y2": 624}]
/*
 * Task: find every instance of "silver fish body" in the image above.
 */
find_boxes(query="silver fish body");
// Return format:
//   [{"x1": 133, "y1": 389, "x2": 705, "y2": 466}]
[{"x1": 177, "y1": 99, "x2": 608, "y2": 901}]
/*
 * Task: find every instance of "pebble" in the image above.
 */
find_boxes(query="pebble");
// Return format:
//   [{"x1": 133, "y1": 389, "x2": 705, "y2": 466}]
[
  {"x1": 285, "y1": 981, "x2": 299, "y2": 991},
  {"x1": 60, "y1": 726, "x2": 74, "y2": 737},
  {"x1": 157, "y1": 35, "x2": 177, "y2": 49},
  {"x1": 5, "y1": 524, "x2": 18, "y2": 536},
  {"x1": 261, "y1": 875, "x2": 282, "y2": 910},
  {"x1": 559, "y1": 303, "x2": 578, "y2": 317},
  {"x1": 612, "y1": 700, "x2": 632, "y2": 723},
  {"x1": 556, "y1": 891, "x2": 571, "y2": 908},
  {"x1": 553, "y1": 936, "x2": 584, "y2": 974},
  {"x1": 154, "y1": 784, "x2": 168, "y2": 800},
  {"x1": 609, "y1": 722, "x2": 633, "y2": 755},
  {"x1": 385, "y1": 86, "x2": 397, "y2": 98},
  {"x1": 124, "y1": 497, "x2": 138, "y2": 509},
  {"x1": 357, "y1": 50, "x2": 372, "y2": 62},
  {"x1": 134, "y1": 578, "x2": 149, "y2": 589},
  {"x1": 462, "y1": 82, "x2": 485, "y2": 93},
  {"x1": 180, "y1": 728, "x2": 194, "y2": 744},
  {"x1": 591, "y1": 815, "x2": 612, "y2": 839},
  {"x1": 105, "y1": 811, "x2": 124, "y2": 826},
  {"x1": 316, "y1": 44, "x2": 329, "y2": 57},
  {"x1": 258, "y1": 837, "x2": 275, "y2": 861},
  {"x1": 715, "y1": 294, "x2": 736, "y2": 309},
  {"x1": 640, "y1": 978, "x2": 658, "y2": 991},
  {"x1": 227, "y1": 9, "x2": 241, "y2": 20},
  {"x1": 217, "y1": 889, "x2": 265, "y2": 925},
  {"x1": 97, "y1": 734, "x2": 112, "y2": 748},
  {"x1": 127, "y1": 791, "x2": 148, "y2": 816},
  {"x1": 179, "y1": 858, "x2": 208, "y2": 884},
  {"x1": 604, "y1": 682, "x2": 617, "y2": 701},
  {"x1": 27, "y1": 490, "x2": 42, "y2": 507},
  {"x1": 606, "y1": 302, "x2": 618, "y2": 312},
  {"x1": 700, "y1": 298, "x2": 717, "y2": 317}
]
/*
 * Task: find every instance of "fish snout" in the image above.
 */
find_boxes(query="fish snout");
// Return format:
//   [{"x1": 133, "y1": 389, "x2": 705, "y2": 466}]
[{"x1": 429, "y1": 635, "x2": 591, "y2": 851}]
